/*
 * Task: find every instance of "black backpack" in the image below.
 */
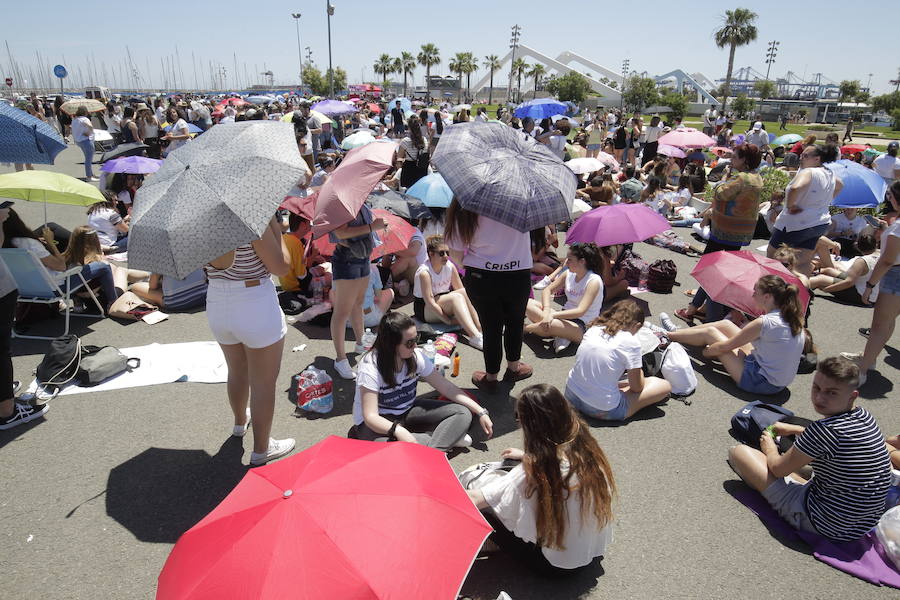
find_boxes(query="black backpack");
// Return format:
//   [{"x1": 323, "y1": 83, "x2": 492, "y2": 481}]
[
  {"x1": 647, "y1": 259, "x2": 677, "y2": 293},
  {"x1": 35, "y1": 335, "x2": 82, "y2": 390}
]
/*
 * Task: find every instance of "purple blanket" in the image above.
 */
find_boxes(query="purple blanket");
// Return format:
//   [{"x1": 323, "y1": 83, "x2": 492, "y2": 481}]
[{"x1": 734, "y1": 488, "x2": 900, "y2": 589}]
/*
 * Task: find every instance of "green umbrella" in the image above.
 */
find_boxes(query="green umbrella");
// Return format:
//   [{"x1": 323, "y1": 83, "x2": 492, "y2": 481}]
[{"x1": 0, "y1": 170, "x2": 105, "y2": 223}]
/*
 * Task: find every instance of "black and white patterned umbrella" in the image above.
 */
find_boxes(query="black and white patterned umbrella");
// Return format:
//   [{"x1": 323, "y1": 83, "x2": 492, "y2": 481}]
[
  {"x1": 129, "y1": 121, "x2": 309, "y2": 278},
  {"x1": 430, "y1": 121, "x2": 577, "y2": 233}
]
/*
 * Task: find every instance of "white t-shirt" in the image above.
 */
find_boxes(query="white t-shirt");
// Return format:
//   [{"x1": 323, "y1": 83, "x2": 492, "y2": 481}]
[
  {"x1": 644, "y1": 125, "x2": 662, "y2": 144},
  {"x1": 873, "y1": 154, "x2": 900, "y2": 182},
  {"x1": 775, "y1": 167, "x2": 836, "y2": 232},
  {"x1": 71, "y1": 116, "x2": 94, "y2": 143},
  {"x1": 413, "y1": 260, "x2": 453, "y2": 299},
  {"x1": 446, "y1": 215, "x2": 532, "y2": 272},
  {"x1": 752, "y1": 311, "x2": 804, "y2": 388},
  {"x1": 400, "y1": 137, "x2": 428, "y2": 160},
  {"x1": 166, "y1": 119, "x2": 191, "y2": 153},
  {"x1": 563, "y1": 271, "x2": 604, "y2": 323},
  {"x1": 409, "y1": 228, "x2": 427, "y2": 266},
  {"x1": 703, "y1": 109, "x2": 715, "y2": 127},
  {"x1": 11, "y1": 237, "x2": 65, "y2": 282},
  {"x1": 480, "y1": 463, "x2": 613, "y2": 569},
  {"x1": 566, "y1": 326, "x2": 641, "y2": 411},
  {"x1": 352, "y1": 348, "x2": 434, "y2": 425},
  {"x1": 546, "y1": 135, "x2": 567, "y2": 160},
  {"x1": 882, "y1": 221, "x2": 900, "y2": 266},
  {"x1": 87, "y1": 208, "x2": 123, "y2": 246},
  {"x1": 849, "y1": 253, "x2": 881, "y2": 302},
  {"x1": 830, "y1": 213, "x2": 867, "y2": 238}
]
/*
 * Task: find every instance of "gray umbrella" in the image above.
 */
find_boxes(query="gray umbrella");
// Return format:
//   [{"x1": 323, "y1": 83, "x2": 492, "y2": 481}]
[
  {"x1": 367, "y1": 190, "x2": 432, "y2": 221},
  {"x1": 129, "y1": 121, "x2": 309, "y2": 278},
  {"x1": 100, "y1": 143, "x2": 149, "y2": 163},
  {"x1": 431, "y1": 122, "x2": 577, "y2": 232}
]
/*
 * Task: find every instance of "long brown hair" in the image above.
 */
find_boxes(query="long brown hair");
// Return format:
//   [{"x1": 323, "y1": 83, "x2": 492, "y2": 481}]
[
  {"x1": 516, "y1": 384, "x2": 616, "y2": 550},
  {"x1": 589, "y1": 299, "x2": 644, "y2": 335},
  {"x1": 407, "y1": 115, "x2": 425, "y2": 150},
  {"x1": 372, "y1": 311, "x2": 417, "y2": 387},
  {"x1": 443, "y1": 197, "x2": 479, "y2": 247},
  {"x1": 63, "y1": 226, "x2": 104, "y2": 266},
  {"x1": 756, "y1": 274, "x2": 803, "y2": 336}
]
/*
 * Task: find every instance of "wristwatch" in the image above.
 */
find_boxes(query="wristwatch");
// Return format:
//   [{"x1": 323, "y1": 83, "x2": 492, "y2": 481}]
[
  {"x1": 477, "y1": 408, "x2": 489, "y2": 417},
  {"x1": 866, "y1": 281, "x2": 877, "y2": 289}
]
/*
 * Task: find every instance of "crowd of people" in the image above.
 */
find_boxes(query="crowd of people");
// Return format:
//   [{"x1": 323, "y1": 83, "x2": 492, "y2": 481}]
[{"x1": 1, "y1": 91, "x2": 898, "y2": 579}]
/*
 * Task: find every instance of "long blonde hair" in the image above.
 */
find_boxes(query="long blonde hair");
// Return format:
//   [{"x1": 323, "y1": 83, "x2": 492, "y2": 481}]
[{"x1": 63, "y1": 226, "x2": 104, "y2": 266}]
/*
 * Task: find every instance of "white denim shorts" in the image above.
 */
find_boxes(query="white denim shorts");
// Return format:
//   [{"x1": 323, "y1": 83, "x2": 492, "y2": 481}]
[{"x1": 206, "y1": 277, "x2": 286, "y2": 348}]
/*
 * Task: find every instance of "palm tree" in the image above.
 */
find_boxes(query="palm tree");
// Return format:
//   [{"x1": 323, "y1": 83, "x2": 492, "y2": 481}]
[
  {"x1": 461, "y1": 52, "x2": 478, "y2": 102},
  {"x1": 483, "y1": 54, "x2": 501, "y2": 105},
  {"x1": 399, "y1": 52, "x2": 416, "y2": 97},
  {"x1": 373, "y1": 54, "x2": 393, "y2": 88},
  {"x1": 449, "y1": 53, "x2": 467, "y2": 104},
  {"x1": 528, "y1": 64, "x2": 546, "y2": 97},
  {"x1": 511, "y1": 58, "x2": 528, "y2": 103},
  {"x1": 417, "y1": 44, "x2": 440, "y2": 100},
  {"x1": 713, "y1": 8, "x2": 758, "y2": 112},
  {"x1": 390, "y1": 56, "x2": 402, "y2": 94}
]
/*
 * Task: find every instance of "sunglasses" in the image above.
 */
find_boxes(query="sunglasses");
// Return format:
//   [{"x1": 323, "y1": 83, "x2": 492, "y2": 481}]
[
  {"x1": 401, "y1": 338, "x2": 417, "y2": 349},
  {"x1": 433, "y1": 250, "x2": 450, "y2": 257}
]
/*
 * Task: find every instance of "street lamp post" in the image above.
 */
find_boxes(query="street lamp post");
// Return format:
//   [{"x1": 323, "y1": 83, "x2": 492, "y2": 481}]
[
  {"x1": 507, "y1": 24, "x2": 521, "y2": 104},
  {"x1": 326, "y1": 1, "x2": 334, "y2": 97},
  {"x1": 619, "y1": 58, "x2": 630, "y2": 111},
  {"x1": 764, "y1": 40, "x2": 779, "y2": 81},
  {"x1": 291, "y1": 13, "x2": 304, "y2": 87}
]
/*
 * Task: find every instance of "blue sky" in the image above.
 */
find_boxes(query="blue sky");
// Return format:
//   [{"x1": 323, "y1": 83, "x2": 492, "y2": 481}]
[{"x1": 3, "y1": 0, "x2": 897, "y2": 95}]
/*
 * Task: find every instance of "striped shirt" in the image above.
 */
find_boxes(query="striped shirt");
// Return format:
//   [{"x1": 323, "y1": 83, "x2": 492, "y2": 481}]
[
  {"x1": 793, "y1": 406, "x2": 891, "y2": 541},
  {"x1": 205, "y1": 244, "x2": 269, "y2": 281}
]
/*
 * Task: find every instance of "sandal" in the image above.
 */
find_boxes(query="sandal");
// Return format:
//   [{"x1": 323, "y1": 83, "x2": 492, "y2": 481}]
[{"x1": 675, "y1": 308, "x2": 697, "y2": 325}]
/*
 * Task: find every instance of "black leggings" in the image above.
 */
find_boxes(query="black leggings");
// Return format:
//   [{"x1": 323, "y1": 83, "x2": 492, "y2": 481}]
[
  {"x1": 464, "y1": 268, "x2": 531, "y2": 375},
  {"x1": 0, "y1": 290, "x2": 17, "y2": 400},
  {"x1": 481, "y1": 509, "x2": 581, "y2": 577}
]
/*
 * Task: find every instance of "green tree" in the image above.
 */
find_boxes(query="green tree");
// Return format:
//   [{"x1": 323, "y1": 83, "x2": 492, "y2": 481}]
[
  {"x1": 839, "y1": 80, "x2": 861, "y2": 103},
  {"x1": 753, "y1": 79, "x2": 776, "y2": 100},
  {"x1": 622, "y1": 75, "x2": 659, "y2": 111},
  {"x1": 891, "y1": 108, "x2": 900, "y2": 131},
  {"x1": 417, "y1": 44, "x2": 440, "y2": 99},
  {"x1": 731, "y1": 93, "x2": 754, "y2": 118},
  {"x1": 399, "y1": 52, "x2": 416, "y2": 97},
  {"x1": 713, "y1": 8, "x2": 758, "y2": 112},
  {"x1": 482, "y1": 54, "x2": 502, "y2": 105},
  {"x1": 449, "y1": 52, "x2": 467, "y2": 104},
  {"x1": 461, "y1": 52, "x2": 478, "y2": 102},
  {"x1": 511, "y1": 58, "x2": 528, "y2": 103},
  {"x1": 528, "y1": 63, "x2": 547, "y2": 96},
  {"x1": 327, "y1": 67, "x2": 347, "y2": 94},
  {"x1": 659, "y1": 91, "x2": 688, "y2": 119},
  {"x1": 872, "y1": 91, "x2": 900, "y2": 113},
  {"x1": 301, "y1": 64, "x2": 325, "y2": 95},
  {"x1": 544, "y1": 71, "x2": 593, "y2": 103},
  {"x1": 854, "y1": 90, "x2": 871, "y2": 104},
  {"x1": 373, "y1": 54, "x2": 393, "y2": 87}
]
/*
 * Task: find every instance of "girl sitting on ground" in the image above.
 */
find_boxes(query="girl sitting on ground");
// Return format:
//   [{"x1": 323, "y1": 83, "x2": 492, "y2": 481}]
[
  {"x1": 564, "y1": 299, "x2": 671, "y2": 420},
  {"x1": 525, "y1": 243, "x2": 606, "y2": 354},
  {"x1": 413, "y1": 235, "x2": 484, "y2": 349},
  {"x1": 808, "y1": 234, "x2": 880, "y2": 306},
  {"x1": 465, "y1": 383, "x2": 616, "y2": 574},
  {"x1": 352, "y1": 311, "x2": 493, "y2": 451},
  {"x1": 529, "y1": 225, "x2": 560, "y2": 277},
  {"x1": 663, "y1": 275, "x2": 806, "y2": 395}
]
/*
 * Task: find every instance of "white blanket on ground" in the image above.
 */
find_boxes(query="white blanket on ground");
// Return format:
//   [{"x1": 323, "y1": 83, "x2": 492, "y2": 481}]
[{"x1": 27, "y1": 341, "x2": 228, "y2": 397}]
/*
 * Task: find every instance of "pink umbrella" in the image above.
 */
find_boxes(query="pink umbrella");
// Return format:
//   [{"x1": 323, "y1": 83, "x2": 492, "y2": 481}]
[
  {"x1": 710, "y1": 146, "x2": 733, "y2": 157},
  {"x1": 691, "y1": 251, "x2": 811, "y2": 317},
  {"x1": 657, "y1": 130, "x2": 716, "y2": 149},
  {"x1": 565, "y1": 204, "x2": 670, "y2": 247},
  {"x1": 596, "y1": 151, "x2": 618, "y2": 169},
  {"x1": 656, "y1": 145, "x2": 686, "y2": 159},
  {"x1": 311, "y1": 141, "x2": 398, "y2": 238}
]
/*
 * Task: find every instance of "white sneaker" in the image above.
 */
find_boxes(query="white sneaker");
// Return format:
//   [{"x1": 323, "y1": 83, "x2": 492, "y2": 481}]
[
  {"x1": 553, "y1": 337, "x2": 571, "y2": 353},
  {"x1": 249, "y1": 437, "x2": 296, "y2": 466},
  {"x1": 453, "y1": 434, "x2": 473, "y2": 448},
  {"x1": 232, "y1": 407, "x2": 252, "y2": 437},
  {"x1": 297, "y1": 301, "x2": 332, "y2": 323},
  {"x1": 659, "y1": 312, "x2": 678, "y2": 332},
  {"x1": 468, "y1": 334, "x2": 484, "y2": 351},
  {"x1": 89, "y1": 177, "x2": 100, "y2": 182},
  {"x1": 645, "y1": 321, "x2": 667, "y2": 334},
  {"x1": 334, "y1": 358, "x2": 356, "y2": 379},
  {"x1": 858, "y1": 371, "x2": 868, "y2": 387},
  {"x1": 533, "y1": 276, "x2": 552, "y2": 290},
  {"x1": 840, "y1": 351, "x2": 864, "y2": 362}
]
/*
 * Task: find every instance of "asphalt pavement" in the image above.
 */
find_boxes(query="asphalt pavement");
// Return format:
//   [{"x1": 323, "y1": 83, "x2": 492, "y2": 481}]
[{"x1": 2, "y1": 144, "x2": 898, "y2": 600}]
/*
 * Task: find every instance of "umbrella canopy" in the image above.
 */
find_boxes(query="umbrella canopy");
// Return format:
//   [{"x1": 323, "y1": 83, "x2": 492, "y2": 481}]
[
  {"x1": 570, "y1": 197, "x2": 592, "y2": 218},
  {"x1": 452, "y1": 103, "x2": 472, "y2": 112},
  {"x1": 280, "y1": 194, "x2": 316, "y2": 220},
  {"x1": 391, "y1": 98, "x2": 412, "y2": 113},
  {"x1": 826, "y1": 159, "x2": 887, "y2": 208},
  {"x1": 367, "y1": 189, "x2": 432, "y2": 221},
  {"x1": 406, "y1": 173, "x2": 454, "y2": 208},
  {"x1": 840, "y1": 144, "x2": 868, "y2": 155},
  {"x1": 312, "y1": 99, "x2": 358, "y2": 117},
  {"x1": 163, "y1": 123, "x2": 204, "y2": 134},
  {"x1": 771, "y1": 133, "x2": 802, "y2": 146},
  {"x1": 657, "y1": 129, "x2": 716, "y2": 149},
  {"x1": 431, "y1": 122, "x2": 577, "y2": 232},
  {"x1": 129, "y1": 121, "x2": 309, "y2": 278},
  {"x1": 0, "y1": 170, "x2": 105, "y2": 206},
  {"x1": 710, "y1": 146, "x2": 733, "y2": 157},
  {"x1": 156, "y1": 436, "x2": 491, "y2": 600},
  {"x1": 656, "y1": 144, "x2": 686, "y2": 159},
  {"x1": 100, "y1": 156, "x2": 164, "y2": 174},
  {"x1": 366, "y1": 102, "x2": 381, "y2": 114},
  {"x1": 100, "y1": 142, "x2": 149, "y2": 163},
  {"x1": 245, "y1": 95, "x2": 274, "y2": 105},
  {"x1": 513, "y1": 98, "x2": 567, "y2": 120},
  {"x1": 310, "y1": 209, "x2": 416, "y2": 260},
  {"x1": 59, "y1": 98, "x2": 106, "y2": 116},
  {"x1": 565, "y1": 204, "x2": 671, "y2": 246},
  {"x1": 340, "y1": 130, "x2": 376, "y2": 150},
  {"x1": 691, "y1": 251, "x2": 810, "y2": 317},
  {"x1": 565, "y1": 157, "x2": 605, "y2": 175},
  {"x1": 551, "y1": 114, "x2": 579, "y2": 127},
  {"x1": 0, "y1": 102, "x2": 66, "y2": 164},
  {"x1": 311, "y1": 141, "x2": 398, "y2": 238},
  {"x1": 217, "y1": 98, "x2": 249, "y2": 107},
  {"x1": 93, "y1": 129, "x2": 114, "y2": 142}
]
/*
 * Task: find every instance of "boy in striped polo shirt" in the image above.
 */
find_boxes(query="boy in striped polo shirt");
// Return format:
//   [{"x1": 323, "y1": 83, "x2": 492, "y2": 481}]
[{"x1": 729, "y1": 356, "x2": 892, "y2": 541}]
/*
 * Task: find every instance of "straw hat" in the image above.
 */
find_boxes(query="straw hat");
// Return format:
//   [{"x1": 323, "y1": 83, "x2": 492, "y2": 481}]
[{"x1": 135, "y1": 102, "x2": 150, "y2": 111}]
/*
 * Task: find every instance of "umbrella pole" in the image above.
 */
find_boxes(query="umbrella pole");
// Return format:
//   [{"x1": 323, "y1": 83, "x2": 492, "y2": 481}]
[{"x1": 43, "y1": 189, "x2": 48, "y2": 227}]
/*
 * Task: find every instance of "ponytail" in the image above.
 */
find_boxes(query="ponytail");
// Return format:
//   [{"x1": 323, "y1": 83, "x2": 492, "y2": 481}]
[{"x1": 756, "y1": 275, "x2": 803, "y2": 336}]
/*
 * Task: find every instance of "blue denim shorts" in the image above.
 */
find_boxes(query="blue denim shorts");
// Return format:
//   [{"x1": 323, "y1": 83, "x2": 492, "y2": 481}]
[
  {"x1": 331, "y1": 254, "x2": 371, "y2": 281},
  {"x1": 738, "y1": 354, "x2": 784, "y2": 395},
  {"x1": 881, "y1": 265, "x2": 900, "y2": 296},
  {"x1": 564, "y1": 385, "x2": 629, "y2": 421},
  {"x1": 769, "y1": 223, "x2": 830, "y2": 251}
]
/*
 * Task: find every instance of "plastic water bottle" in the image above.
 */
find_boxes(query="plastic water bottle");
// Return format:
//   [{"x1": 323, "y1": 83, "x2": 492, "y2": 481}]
[
  {"x1": 311, "y1": 276, "x2": 324, "y2": 304},
  {"x1": 639, "y1": 263, "x2": 649, "y2": 288},
  {"x1": 423, "y1": 341, "x2": 436, "y2": 366},
  {"x1": 361, "y1": 328, "x2": 376, "y2": 351}
]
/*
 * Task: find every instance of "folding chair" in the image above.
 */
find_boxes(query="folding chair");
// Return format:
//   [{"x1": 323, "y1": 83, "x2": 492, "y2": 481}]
[{"x1": 0, "y1": 249, "x2": 105, "y2": 340}]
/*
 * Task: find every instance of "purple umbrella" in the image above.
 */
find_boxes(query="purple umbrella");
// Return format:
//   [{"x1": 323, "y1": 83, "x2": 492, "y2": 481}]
[
  {"x1": 311, "y1": 99, "x2": 358, "y2": 117},
  {"x1": 100, "y1": 156, "x2": 164, "y2": 174},
  {"x1": 565, "y1": 204, "x2": 670, "y2": 246}
]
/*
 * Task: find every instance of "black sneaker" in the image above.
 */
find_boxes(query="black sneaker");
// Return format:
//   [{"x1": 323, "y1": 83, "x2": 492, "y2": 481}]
[
  {"x1": 0, "y1": 402, "x2": 48, "y2": 430},
  {"x1": 858, "y1": 328, "x2": 870, "y2": 338}
]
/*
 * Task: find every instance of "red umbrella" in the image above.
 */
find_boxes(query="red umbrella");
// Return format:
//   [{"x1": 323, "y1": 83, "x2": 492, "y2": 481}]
[
  {"x1": 311, "y1": 141, "x2": 398, "y2": 238},
  {"x1": 280, "y1": 193, "x2": 317, "y2": 220},
  {"x1": 366, "y1": 103, "x2": 382, "y2": 114},
  {"x1": 157, "y1": 436, "x2": 491, "y2": 600},
  {"x1": 709, "y1": 146, "x2": 733, "y2": 157},
  {"x1": 690, "y1": 250, "x2": 811, "y2": 317},
  {"x1": 309, "y1": 208, "x2": 415, "y2": 259},
  {"x1": 840, "y1": 144, "x2": 867, "y2": 155},
  {"x1": 216, "y1": 98, "x2": 250, "y2": 108}
]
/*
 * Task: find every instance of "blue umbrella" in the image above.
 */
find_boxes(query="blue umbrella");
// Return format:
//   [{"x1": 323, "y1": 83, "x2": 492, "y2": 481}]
[
  {"x1": 163, "y1": 122, "x2": 203, "y2": 134},
  {"x1": 826, "y1": 159, "x2": 887, "y2": 208},
  {"x1": 311, "y1": 99, "x2": 358, "y2": 117},
  {"x1": 772, "y1": 133, "x2": 802, "y2": 146},
  {"x1": 514, "y1": 98, "x2": 567, "y2": 120},
  {"x1": 390, "y1": 97, "x2": 412, "y2": 113},
  {"x1": 406, "y1": 173, "x2": 453, "y2": 208},
  {"x1": 246, "y1": 95, "x2": 274, "y2": 105},
  {"x1": 0, "y1": 102, "x2": 66, "y2": 164}
]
